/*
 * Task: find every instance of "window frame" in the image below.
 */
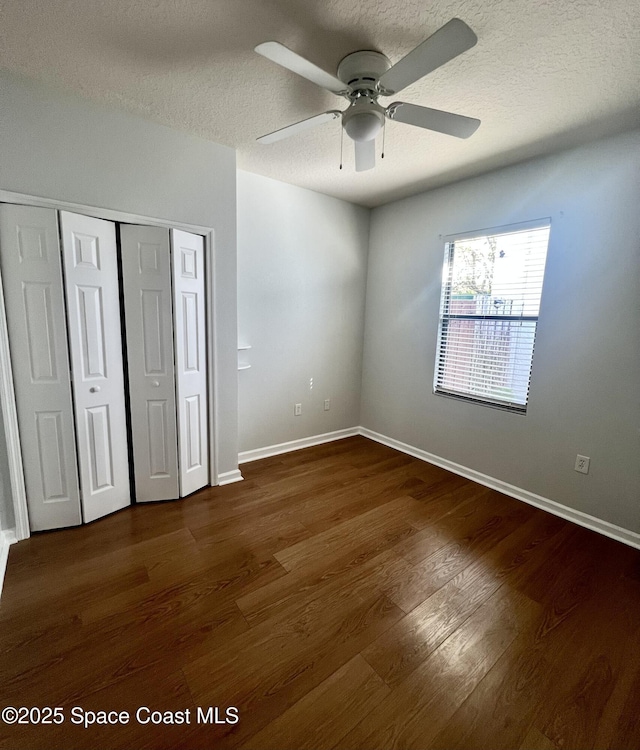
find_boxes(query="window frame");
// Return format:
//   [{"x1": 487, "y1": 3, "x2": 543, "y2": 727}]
[{"x1": 434, "y1": 218, "x2": 551, "y2": 414}]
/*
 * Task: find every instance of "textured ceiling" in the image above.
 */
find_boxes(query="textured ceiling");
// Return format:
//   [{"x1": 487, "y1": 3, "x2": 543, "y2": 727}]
[{"x1": 0, "y1": 0, "x2": 639, "y2": 207}]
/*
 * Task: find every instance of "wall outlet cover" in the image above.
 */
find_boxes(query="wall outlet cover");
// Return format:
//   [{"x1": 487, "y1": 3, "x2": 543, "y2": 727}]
[{"x1": 575, "y1": 455, "x2": 590, "y2": 474}]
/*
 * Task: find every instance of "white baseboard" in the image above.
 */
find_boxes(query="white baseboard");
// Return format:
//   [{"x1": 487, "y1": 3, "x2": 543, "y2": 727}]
[
  {"x1": 0, "y1": 528, "x2": 17, "y2": 600},
  {"x1": 359, "y1": 427, "x2": 640, "y2": 551},
  {"x1": 216, "y1": 469, "x2": 244, "y2": 486},
  {"x1": 238, "y1": 428, "x2": 360, "y2": 464},
  {"x1": 235, "y1": 424, "x2": 640, "y2": 551}
]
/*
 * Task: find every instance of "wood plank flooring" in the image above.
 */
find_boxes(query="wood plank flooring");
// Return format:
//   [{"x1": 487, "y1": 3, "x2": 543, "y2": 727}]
[{"x1": 1, "y1": 436, "x2": 639, "y2": 750}]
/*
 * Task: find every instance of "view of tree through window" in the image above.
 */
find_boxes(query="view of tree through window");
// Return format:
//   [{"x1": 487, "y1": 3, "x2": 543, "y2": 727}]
[{"x1": 435, "y1": 222, "x2": 550, "y2": 412}]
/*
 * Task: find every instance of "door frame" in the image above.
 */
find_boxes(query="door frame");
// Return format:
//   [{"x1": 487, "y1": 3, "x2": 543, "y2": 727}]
[{"x1": 0, "y1": 188, "x2": 219, "y2": 541}]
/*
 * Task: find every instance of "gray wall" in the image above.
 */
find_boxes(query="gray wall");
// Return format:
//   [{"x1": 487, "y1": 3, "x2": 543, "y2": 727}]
[
  {"x1": 237, "y1": 171, "x2": 369, "y2": 452},
  {"x1": 0, "y1": 410, "x2": 15, "y2": 533},
  {"x1": 1, "y1": 66, "x2": 637, "y2": 542},
  {"x1": 361, "y1": 130, "x2": 640, "y2": 533},
  {"x1": 0, "y1": 70, "x2": 239, "y2": 482}
]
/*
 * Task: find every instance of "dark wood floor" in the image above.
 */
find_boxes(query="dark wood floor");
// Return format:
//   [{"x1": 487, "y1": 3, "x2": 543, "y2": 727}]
[{"x1": 1, "y1": 436, "x2": 639, "y2": 750}]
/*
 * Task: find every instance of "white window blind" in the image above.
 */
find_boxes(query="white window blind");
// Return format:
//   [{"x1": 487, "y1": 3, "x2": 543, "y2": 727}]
[{"x1": 434, "y1": 221, "x2": 551, "y2": 412}]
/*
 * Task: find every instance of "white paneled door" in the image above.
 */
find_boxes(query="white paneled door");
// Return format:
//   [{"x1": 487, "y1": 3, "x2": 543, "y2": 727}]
[
  {"x1": 0, "y1": 205, "x2": 82, "y2": 530},
  {"x1": 1, "y1": 207, "x2": 209, "y2": 531},
  {"x1": 60, "y1": 211, "x2": 131, "y2": 523},
  {"x1": 120, "y1": 225, "x2": 179, "y2": 502},
  {"x1": 171, "y1": 229, "x2": 209, "y2": 496}
]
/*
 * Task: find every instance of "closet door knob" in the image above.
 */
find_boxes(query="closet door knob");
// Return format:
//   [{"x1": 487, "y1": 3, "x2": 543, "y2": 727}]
[
  {"x1": 152, "y1": 380, "x2": 160, "y2": 387},
  {"x1": 89, "y1": 386, "x2": 101, "y2": 393}
]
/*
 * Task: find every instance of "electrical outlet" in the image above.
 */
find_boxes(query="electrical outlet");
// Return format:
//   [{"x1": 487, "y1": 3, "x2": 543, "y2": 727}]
[
  {"x1": 324, "y1": 399, "x2": 330, "y2": 411},
  {"x1": 575, "y1": 455, "x2": 590, "y2": 474},
  {"x1": 294, "y1": 403, "x2": 302, "y2": 416}
]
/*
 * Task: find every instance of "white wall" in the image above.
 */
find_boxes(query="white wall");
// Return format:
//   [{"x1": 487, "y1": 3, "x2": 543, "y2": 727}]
[
  {"x1": 361, "y1": 130, "x2": 640, "y2": 533},
  {"x1": 237, "y1": 171, "x2": 369, "y2": 453},
  {"x1": 0, "y1": 70, "x2": 239, "y2": 486}
]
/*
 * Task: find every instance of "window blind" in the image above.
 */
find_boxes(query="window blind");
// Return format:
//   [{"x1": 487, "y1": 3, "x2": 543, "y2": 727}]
[{"x1": 434, "y1": 222, "x2": 551, "y2": 412}]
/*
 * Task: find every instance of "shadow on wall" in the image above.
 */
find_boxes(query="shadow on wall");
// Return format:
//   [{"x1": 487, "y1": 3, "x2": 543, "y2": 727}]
[
  {"x1": 386, "y1": 104, "x2": 640, "y2": 207},
  {"x1": 0, "y1": 410, "x2": 15, "y2": 531}
]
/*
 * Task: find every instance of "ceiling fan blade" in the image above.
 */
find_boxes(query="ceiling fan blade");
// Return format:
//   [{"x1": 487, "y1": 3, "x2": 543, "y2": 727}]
[
  {"x1": 255, "y1": 42, "x2": 349, "y2": 95},
  {"x1": 378, "y1": 18, "x2": 477, "y2": 95},
  {"x1": 354, "y1": 138, "x2": 376, "y2": 172},
  {"x1": 257, "y1": 110, "x2": 342, "y2": 144},
  {"x1": 387, "y1": 102, "x2": 480, "y2": 138}
]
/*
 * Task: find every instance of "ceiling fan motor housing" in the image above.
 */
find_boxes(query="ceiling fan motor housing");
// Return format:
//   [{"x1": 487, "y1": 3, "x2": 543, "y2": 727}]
[
  {"x1": 337, "y1": 50, "x2": 391, "y2": 91},
  {"x1": 338, "y1": 51, "x2": 390, "y2": 142}
]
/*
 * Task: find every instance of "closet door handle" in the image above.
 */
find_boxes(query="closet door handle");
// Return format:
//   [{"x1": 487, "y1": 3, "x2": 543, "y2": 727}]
[
  {"x1": 151, "y1": 380, "x2": 160, "y2": 387},
  {"x1": 89, "y1": 386, "x2": 101, "y2": 393}
]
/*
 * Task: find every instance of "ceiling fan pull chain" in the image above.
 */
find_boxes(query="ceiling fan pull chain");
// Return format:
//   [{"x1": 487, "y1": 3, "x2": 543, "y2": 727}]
[{"x1": 254, "y1": 18, "x2": 480, "y2": 171}]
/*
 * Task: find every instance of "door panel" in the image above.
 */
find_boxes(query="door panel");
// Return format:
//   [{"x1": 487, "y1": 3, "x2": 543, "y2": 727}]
[
  {"x1": 35, "y1": 411, "x2": 69, "y2": 501},
  {"x1": 23, "y1": 283, "x2": 58, "y2": 381},
  {"x1": 60, "y1": 211, "x2": 131, "y2": 523},
  {"x1": 182, "y1": 293, "x2": 200, "y2": 371},
  {"x1": 185, "y1": 394, "x2": 201, "y2": 470},
  {"x1": 172, "y1": 229, "x2": 208, "y2": 496},
  {"x1": 0, "y1": 205, "x2": 81, "y2": 530},
  {"x1": 86, "y1": 404, "x2": 114, "y2": 491},
  {"x1": 147, "y1": 400, "x2": 171, "y2": 477},
  {"x1": 76, "y1": 285, "x2": 107, "y2": 377},
  {"x1": 141, "y1": 290, "x2": 165, "y2": 375},
  {"x1": 120, "y1": 225, "x2": 179, "y2": 502}
]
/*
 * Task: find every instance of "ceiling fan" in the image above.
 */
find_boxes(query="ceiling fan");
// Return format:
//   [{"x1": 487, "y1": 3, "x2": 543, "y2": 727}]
[{"x1": 254, "y1": 18, "x2": 481, "y2": 172}]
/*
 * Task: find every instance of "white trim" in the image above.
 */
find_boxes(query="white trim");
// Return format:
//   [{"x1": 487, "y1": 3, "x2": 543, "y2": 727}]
[
  {"x1": 359, "y1": 427, "x2": 640, "y2": 551},
  {"x1": 443, "y1": 216, "x2": 551, "y2": 243},
  {"x1": 237, "y1": 425, "x2": 640, "y2": 550},
  {"x1": 217, "y1": 469, "x2": 244, "y2": 486},
  {"x1": 0, "y1": 263, "x2": 30, "y2": 541},
  {"x1": 238, "y1": 428, "x2": 360, "y2": 464},
  {"x1": 0, "y1": 189, "x2": 212, "y2": 235},
  {"x1": 204, "y1": 230, "x2": 218, "y2": 489},
  {"x1": 0, "y1": 528, "x2": 18, "y2": 599}
]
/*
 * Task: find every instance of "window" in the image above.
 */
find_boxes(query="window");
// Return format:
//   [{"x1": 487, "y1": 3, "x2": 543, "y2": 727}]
[{"x1": 434, "y1": 220, "x2": 551, "y2": 413}]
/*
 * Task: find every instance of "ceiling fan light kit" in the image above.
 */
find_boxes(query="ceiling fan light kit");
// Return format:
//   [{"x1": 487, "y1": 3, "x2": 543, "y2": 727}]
[
  {"x1": 342, "y1": 98, "x2": 385, "y2": 142},
  {"x1": 255, "y1": 18, "x2": 481, "y2": 172},
  {"x1": 338, "y1": 51, "x2": 389, "y2": 144}
]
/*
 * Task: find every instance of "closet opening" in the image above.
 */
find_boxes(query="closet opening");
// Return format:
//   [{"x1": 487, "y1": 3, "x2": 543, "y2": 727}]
[{"x1": 0, "y1": 197, "x2": 218, "y2": 537}]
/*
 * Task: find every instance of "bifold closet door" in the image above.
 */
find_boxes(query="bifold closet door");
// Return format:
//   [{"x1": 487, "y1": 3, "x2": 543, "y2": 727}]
[
  {"x1": 59, "y1": 211, "x2": 131, "y2": 523},
  {"x1": 120, "y1": 225, "x2": 179, "y2": 502},
  {"x1": 172, "y1": 229, "x2": 208, "y2": 496},
  {"x1": 0, "y1": 205, "x2": 82, "y2": 530},
  {"x1": 121, "y1": 226, "x2": 208, "y2": 499}
]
